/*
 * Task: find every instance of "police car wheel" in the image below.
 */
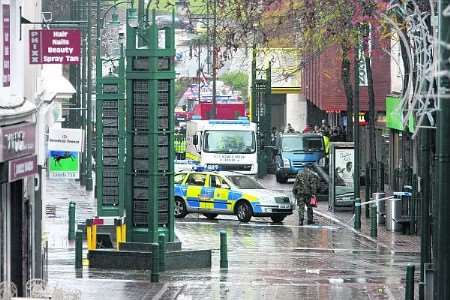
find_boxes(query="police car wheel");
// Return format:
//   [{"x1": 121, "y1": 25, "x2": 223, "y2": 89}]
[
  {"x1": 203, "y1": 213, "x2": 218, "y2": 220},
  {"x1": 174, "y1": 198, "x2": 187, "y2": 218},
  {"x1": 236, "y1": 201, "x2": 252, "y2": 223},
  {"x1": 270, "y1": 215, "x2": 286, "y2": 223}
]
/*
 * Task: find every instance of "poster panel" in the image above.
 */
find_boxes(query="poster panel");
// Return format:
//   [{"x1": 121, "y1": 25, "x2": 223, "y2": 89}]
[
  {"x1": 48, "y1": 151, "x2": 79, "y2": 179},
  {"x1": 334, "y1": 148, "x2": 355, "y2": 204}
]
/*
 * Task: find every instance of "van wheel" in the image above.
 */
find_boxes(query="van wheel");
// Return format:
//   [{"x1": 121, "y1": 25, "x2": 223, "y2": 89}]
[
  {"x1": 203, "y1": 213, "x2": 218, "y2": 220},
  {"x1": 276, "y1": 173, "x2": 288, "y2": 184},
  {"x1": 236, "y1": 201, "x2": 252, "y2": 222},
  {"x1": 174, "y1": 198, "x2": 188, "y2": 218}
]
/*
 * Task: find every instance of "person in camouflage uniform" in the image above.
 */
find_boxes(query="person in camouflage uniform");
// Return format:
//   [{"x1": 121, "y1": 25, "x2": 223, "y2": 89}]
[{"x1": 292, "y1": 165, "x2": 320, "y2": 225}]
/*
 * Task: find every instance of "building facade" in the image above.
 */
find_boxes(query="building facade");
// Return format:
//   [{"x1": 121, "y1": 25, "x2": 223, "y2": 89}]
[
  {"x1": 301, "y1": 39, "x2": 391, "y2": 128},
  {"x1": 0, "y1": 0, "x2": 75, "y2": 296}
]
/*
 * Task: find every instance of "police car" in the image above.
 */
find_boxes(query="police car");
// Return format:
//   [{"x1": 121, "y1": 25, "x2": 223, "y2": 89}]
[{"x1": 174, "y1": 170, "x2": 293, "y2": 223}]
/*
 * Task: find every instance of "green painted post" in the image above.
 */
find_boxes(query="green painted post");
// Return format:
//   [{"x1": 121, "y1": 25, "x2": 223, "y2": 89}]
[
  {"x1": 220, "y1": 231, "x2": 228, "y2": 269},
  {"x1": 148, "y1": 12, "x2": 159, "y2": 244},
  {"x1": 370, "y1": 204, "x2": 377, "y2": 238},
  {"x1": 80, "y1": 1, "x2": 87, "y2": 186},
  {"x1": 151, "y1": 243, "x2": 160, "y2": 282},
  {"x1": 118, "y1": 43, "x2": 126, "y2": 218},
  {"x1": 168, "y1": 9, "x2": 176, "y2": 243},
  {"x1": 158, "y1": 234, "x2": 166, "y2": 272},
  {"x1": 365, "y1": 163, "x2": 371, "y2": 218},
  {"x1": 95, "y1": 0, "x2": 102, "y2": 203},
  {"x1": 68, "y1": 202, "x2": 76, "y2": 241},
  {"x1": 75, "y1": 229, "x2": 83, "y2": 269},
  {"x1": 405, "y1": 265, "x2": 415, "y2": 300},
  {"x1": 85, "y1": 0, "x2": 93, "y2": 192},
  {"x1": 354, "y1": 198, "x2": 361, "y2": 230}
]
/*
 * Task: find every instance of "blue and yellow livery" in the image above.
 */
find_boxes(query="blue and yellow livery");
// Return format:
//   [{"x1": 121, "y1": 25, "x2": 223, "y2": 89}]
[{"x1": 174, "y1": 171, "x2": 293, "y2": 223}]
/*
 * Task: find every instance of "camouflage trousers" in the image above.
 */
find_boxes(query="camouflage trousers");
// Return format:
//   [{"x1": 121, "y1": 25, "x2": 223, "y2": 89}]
[{"x1": 297, "y1": 196, "x2": 313, "y2": 223}]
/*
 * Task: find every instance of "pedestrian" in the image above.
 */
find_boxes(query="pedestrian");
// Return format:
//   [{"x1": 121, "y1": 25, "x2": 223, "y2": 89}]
[
  {"x1": 292, "y1": 165, "x2": 320, "y2": 225},
  {"x1": 286, "y1": 123, "x2": 295, "y2": 133}
]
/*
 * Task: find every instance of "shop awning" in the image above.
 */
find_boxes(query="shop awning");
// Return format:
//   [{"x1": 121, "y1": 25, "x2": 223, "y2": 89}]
[{"x1": 39, "y1": 65, "x2": 76, "y2": 102}]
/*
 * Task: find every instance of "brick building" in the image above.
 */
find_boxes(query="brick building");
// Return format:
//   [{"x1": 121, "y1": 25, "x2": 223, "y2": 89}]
[{"x1": 301, "y1": 39, "x2": 391, "y2": 127}]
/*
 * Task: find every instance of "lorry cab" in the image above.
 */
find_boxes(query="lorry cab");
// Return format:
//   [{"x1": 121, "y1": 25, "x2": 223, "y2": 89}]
[
  {"x1": 185, "y1": 119, "x2": 258, "y2": 175},
  {"x1": 274, "y1": 133, "x2": 325, "y2": 183}
]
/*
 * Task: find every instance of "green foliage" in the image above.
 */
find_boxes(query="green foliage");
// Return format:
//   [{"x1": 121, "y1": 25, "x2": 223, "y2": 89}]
[
  {"x1": 220, "y1": 71, "x2": 248, "y2": 99},
  {"x1": 132, "y1": 0, "x2": 206, "y2": 14}
]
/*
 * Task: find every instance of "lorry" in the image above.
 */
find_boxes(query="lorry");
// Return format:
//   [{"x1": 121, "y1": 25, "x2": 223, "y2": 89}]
[
  {"x1": 185, "y1": 119, "x2": 258, "y2": 175},
  {"x1": 274, "y1": 133, "x2": 326, "y2": 183}
]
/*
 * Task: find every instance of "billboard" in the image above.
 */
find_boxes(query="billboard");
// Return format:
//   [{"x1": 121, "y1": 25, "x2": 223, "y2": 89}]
[
  {"x1": 48, "y1": 128, "x2": 83, "y2": 152},
  {"x1": 29, "y1": 29, "x2": 81, "y2": 64},
  {"x1": 48, "y1": 151, "x2": 79, "y2": 179},
  {"x1": 329, "y1": 143, "x2": 355, "y2": 211}
]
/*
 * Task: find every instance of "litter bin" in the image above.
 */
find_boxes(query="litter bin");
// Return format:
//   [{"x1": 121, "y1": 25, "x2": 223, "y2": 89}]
[
  {"x1": 374, "y1": 192, "x2": 385, "y2": 225},
  {"x1": 386, "y1": 196, "x2": 402, "y2": 232}
]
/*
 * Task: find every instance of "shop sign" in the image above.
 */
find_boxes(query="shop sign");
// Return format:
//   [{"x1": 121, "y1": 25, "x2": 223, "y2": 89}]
[
  {"x1": 48, "y1": 151, "x2": 79, "y2": 179},
  {"x1": 0, "y1": 123, "x2": 36, "y2": 162},
  {"x1": 386, "y1": 96, "x2": 415, "y2": 133},
  {"x1": 48, "y1": 128, "x2": 83, "y2": 152},
  {"x1": 29, "y1": 29, "x2": 81, "y2": 64},
  {"x1": 9, "y1": 155, "x2": 37, "y2": 182},
  {"x1": 2, "y1": 4, "x2": 10, "y2": 86}
]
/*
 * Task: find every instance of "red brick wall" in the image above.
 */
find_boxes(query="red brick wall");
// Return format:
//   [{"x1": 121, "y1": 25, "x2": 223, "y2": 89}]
[{"x1": 302, "y1": 38, "x2": 391, "y2": 113}]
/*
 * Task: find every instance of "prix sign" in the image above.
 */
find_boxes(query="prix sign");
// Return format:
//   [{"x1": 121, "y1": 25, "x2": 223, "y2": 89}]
[
  {"x1": 29, "y1": 29, "x2": 81, "y2": 64},
  {"x1": 2, "y1": 4, "x2": 10, "y2": 86}
]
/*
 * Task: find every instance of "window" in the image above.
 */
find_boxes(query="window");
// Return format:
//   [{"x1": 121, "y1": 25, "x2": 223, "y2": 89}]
[
  {"x1": 186, "y1": 173, "x2": 207, "y2": 186},
  {"x1": 210, "y1": 175, "x2": 225, "y2": 188},
  {"x1": 203, "y1": 130, "x2": 256, "y2": 154},
  {"x1": 174, "y1": 173, "x2": 186, "y2": 184},
  {"x1": 227, "y1": 175, "x2": 264, "y2": 189}
]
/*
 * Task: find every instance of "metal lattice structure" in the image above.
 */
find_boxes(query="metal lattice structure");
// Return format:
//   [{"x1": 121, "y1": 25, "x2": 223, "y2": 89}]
[
  {"x1": 382, "y1": 0, "x2": 440, "y2": 137},
  {"x1": 125, "y1": 11, "x2": 176, "y2": 243},
  {"x1": 96, "y1": 48, "x2": 126, "y2": 217},
  {"x1": 252, "y1": 51, "x2": 272, "y2": 178}
]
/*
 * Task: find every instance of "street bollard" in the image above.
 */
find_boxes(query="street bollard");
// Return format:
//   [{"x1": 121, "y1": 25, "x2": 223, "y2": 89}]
[
  {"x1": 115, "y1": 219, "x2": 122, "y2": 250},
  {"x1": 75, "y1": 229, "x2": 83, "y2": 269},
  {"x1": 86, "y1": 219, "x2": 93, "y2": 251},
  {"x1": 370, "y1": 204, "x2": 377, "y2": 238},
  {"x1": 68, "y1": 202, "x2": 76, "y2": 241},
  {"x1": 151, "y1": 243, "x2": 160, "y2": 282},
  {"x1": 158, "y1": 233, "x2": 166, "y2": 272},
  {"x1": 354, "y1": 198, "x2": 361, "y2": 230},
  {"x1": 405, "y1": 265, "x2": 415, "y2": 300},
  {"x1": 220, "y1": 231, "x2": 228, "y2": 269}
]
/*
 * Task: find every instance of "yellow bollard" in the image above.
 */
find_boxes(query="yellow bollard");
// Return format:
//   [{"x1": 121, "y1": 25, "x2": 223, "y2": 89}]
[
  {"x1": 86, "y1": 219, "x2": 93, "y2": 251},
  {"x1": 115, "y1": 219, "x2": 122, "y2": 250},
  {"x1": 92, "y1": 224, "x2": 97, "y2": 250},
  {"x1": 121, "y1": 223, "x2": 126, "y2": 242}
]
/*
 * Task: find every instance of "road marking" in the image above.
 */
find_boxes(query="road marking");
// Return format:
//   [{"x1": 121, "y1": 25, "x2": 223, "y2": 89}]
[
  {"x1": 148, "y1": 283, "x2": 169, "y2": 300},
  {"x1": 177, "y1": 220, "x2": 339, "y2": 230}
]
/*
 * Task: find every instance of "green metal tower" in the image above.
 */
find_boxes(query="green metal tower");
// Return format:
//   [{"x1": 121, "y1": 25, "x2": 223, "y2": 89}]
[
  {"x1": 95, "y1": 46, "x2": 126, "y2": 217},
  {"x1": 251, "y1": 49, "x2": 272, "y2": 178},
  {"x1": 125, "y1": 9, "x2": 176, "y2": 243}
]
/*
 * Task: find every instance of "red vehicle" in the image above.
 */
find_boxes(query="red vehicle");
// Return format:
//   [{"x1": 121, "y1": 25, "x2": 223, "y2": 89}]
[{"x1": 188, "y1": 102, "x2": 246, "y2": 120}]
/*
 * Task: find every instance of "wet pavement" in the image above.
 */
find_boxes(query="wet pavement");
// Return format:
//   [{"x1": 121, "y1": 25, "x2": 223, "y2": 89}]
[{"x1": 43, "y1": 173, "x2": 420, "y2": 299}]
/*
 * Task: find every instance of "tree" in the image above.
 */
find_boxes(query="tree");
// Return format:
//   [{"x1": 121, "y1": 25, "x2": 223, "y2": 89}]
[{"x1": 220, "y1": 71, "x2": 249, "y2": 99}]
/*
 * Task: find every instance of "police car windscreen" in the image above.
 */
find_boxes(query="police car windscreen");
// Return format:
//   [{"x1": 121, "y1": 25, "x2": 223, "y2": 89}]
[
  {"x1": 204, "y1": 131, "x2": 256, "y2": 154},
  {"x1": 227, "y1": 175, "x2": 264, "y2": 189}
]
